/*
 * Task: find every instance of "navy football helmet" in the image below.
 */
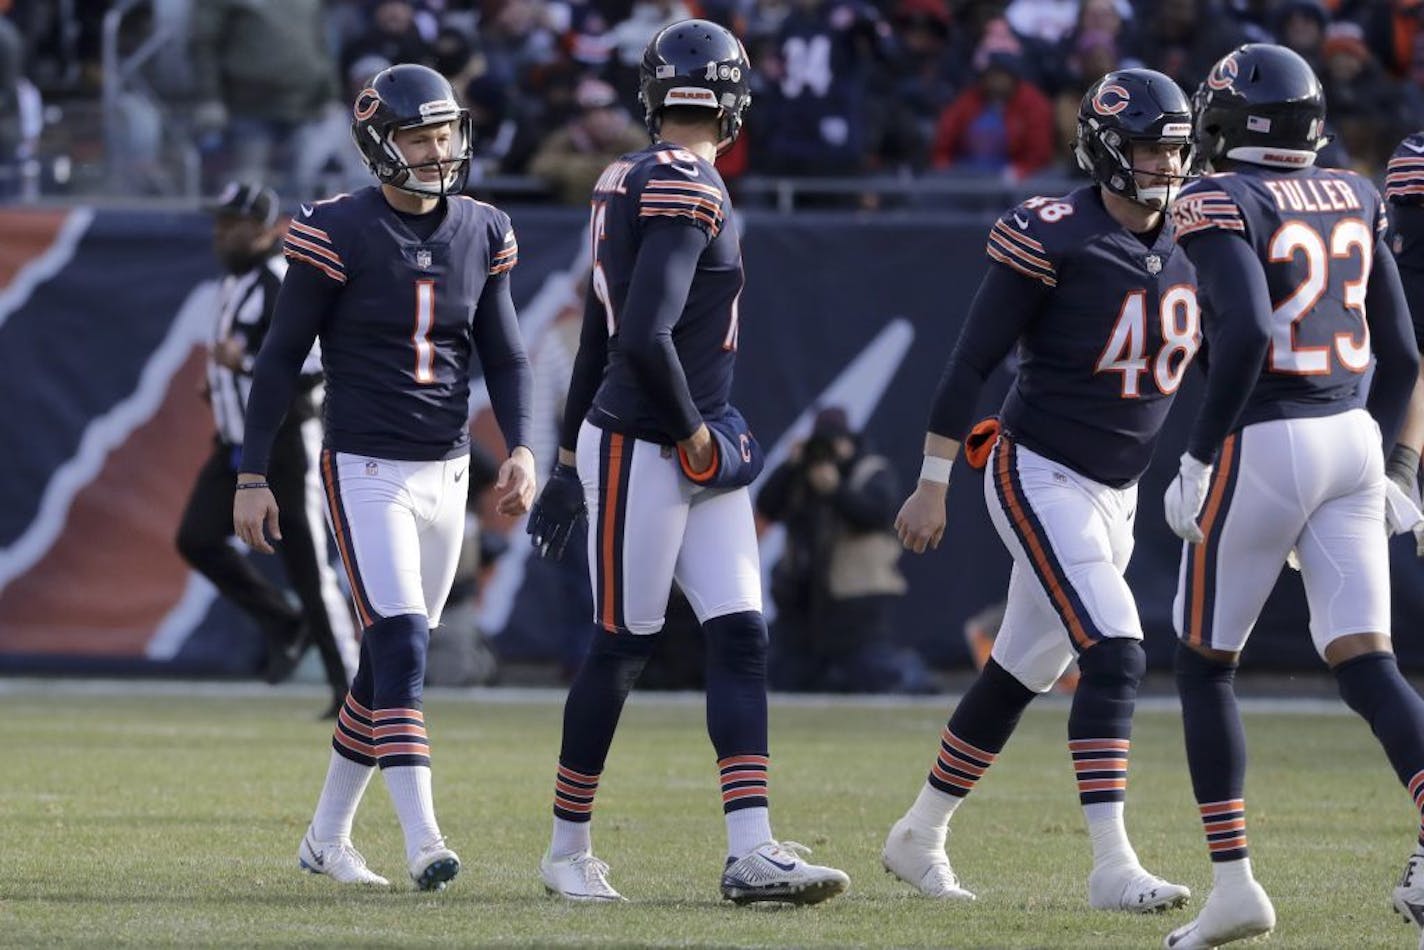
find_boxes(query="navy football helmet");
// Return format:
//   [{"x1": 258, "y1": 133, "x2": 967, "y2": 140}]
[
  {"x1": 1194, "y1": 43, "x2": 1328, "y2": 170},
  {"x1": 351, "y1": 64, "x2": 472, "y2": 196},
  {"x1": 638, "y1": 19, "x2": 752, "y2": 152},
  {"x1": 1074, "y1": 68, "x2": 1194, "y2": 209}
]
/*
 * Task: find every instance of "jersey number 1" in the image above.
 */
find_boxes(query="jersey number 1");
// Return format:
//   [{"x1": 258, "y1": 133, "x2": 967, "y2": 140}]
[{"x1": 413, "y1": 279, "x2": 436, "y2": 384}]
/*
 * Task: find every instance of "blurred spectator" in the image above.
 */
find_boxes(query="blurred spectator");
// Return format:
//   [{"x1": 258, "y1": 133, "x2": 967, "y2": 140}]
[
  {"x1": 1275, "y1": 0, "x2": 1329, "y2": 71},
  {"x1": 479, "y1": 0, "x2": 564, "y2": 90},
  {"x1": 1005, "y1": 0, "x2": 1081, "y2": 44},
  {"x1": 874, "y1": 0, "x2": 957, "y2": 172},
  {"x1": 1226, "y1": 0, "x2": 1282, "y2": 44},
  {"x1": 607, "y1": 0, "x2": 695, "y2": 102},
  {"x1": 189, "y1": 0, "x2": 339, "y2": 192},
  {"x1": 1135, "y1": 0, "x2": 1243, "y2": 92},
  {"x1": 1362, "y1": 0, "x2": 1424, "y2": 87},
  {"x1": 295, "y1": 54, "x2": 392, "y2": 199},
  {"x1": 754, "y1": 0, "x2": 896, "y2": 177},
  {"x1": 1320, "y1": 21, "x2": 1412, "y2": 171},
  {"x1": 0, "y1": 11, "x2": 22, "y2": 191},
  {"x1": 1052, "y1": 0, "x2": 1139, "y2": 154},
  {"x1": 757, "y1": 408, "x2": 928, "y2": 694},
  {"x1": 340, "y1": 0, "x2": 436, "y2": 79},
  {"x1": 528, "y1": 76, "x2": 646, "y2": 204},
  {"x1": 930, "y1": 27, "x2": 1055, "y2": 180},
  {"x1": 465, "y1": 74, "x2": 535, "y2": 182}
]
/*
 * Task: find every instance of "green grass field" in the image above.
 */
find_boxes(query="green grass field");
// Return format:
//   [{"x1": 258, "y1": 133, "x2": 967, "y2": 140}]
[{"x1": 1, "y1": 684, "x2": 1418, "y2": 948}]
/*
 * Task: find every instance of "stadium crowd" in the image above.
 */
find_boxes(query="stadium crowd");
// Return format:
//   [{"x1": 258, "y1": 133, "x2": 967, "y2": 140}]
[{"x1": 5, "y1": 0, "x2": 1424, "y2": 202}]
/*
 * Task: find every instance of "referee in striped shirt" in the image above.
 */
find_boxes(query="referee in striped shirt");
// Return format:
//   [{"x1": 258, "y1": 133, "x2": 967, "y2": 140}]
[{"x1": 176, "y1": 182, "x2": 357, "y2": 717}]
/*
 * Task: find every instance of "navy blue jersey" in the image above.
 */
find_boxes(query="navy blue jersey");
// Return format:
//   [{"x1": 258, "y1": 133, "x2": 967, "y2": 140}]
[
  {"x1": 976, "y1": 186, "x2": 1199, "y2": 486},
  {"x1": 1171, "y1": 165, "x2": 1388, "y2": 428},
  {"x1": 584, "y1": 143, "x2": 743, "y2": 445},
  {"x1": 1385, "y1": 132, "x2": 1424, "y2": 351},
  {"x1": 281, "y1": 187, "x2": 518, "y2": 461}
]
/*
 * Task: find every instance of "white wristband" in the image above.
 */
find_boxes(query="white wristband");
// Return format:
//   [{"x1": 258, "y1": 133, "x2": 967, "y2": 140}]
[{"x1": 919, "y1": 455, "x2": 953, "y2": 484}]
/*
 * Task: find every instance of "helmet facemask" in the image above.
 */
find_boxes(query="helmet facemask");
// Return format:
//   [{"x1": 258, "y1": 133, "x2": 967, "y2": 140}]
[
  {"x1": 1076, "y1": 117, "x2": 1195, "y2": 210},
  {"x1": 362, "y1": 111, "x2": 473, "y2": 197}
]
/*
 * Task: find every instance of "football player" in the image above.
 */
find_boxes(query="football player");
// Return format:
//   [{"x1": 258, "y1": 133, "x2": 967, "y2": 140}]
[
  {"x1": 524, "y1": 20, "x2": 850, "y2": 905},
  {"x1": 1162, "y1": 44, "x2": 1424, "y2": 948},
  {"x1": 887, "y1": 68, "x2": 1197, "y2": 915},
  {"x1": 233, "y1": 63, "x2": 536, "y2": 891}
]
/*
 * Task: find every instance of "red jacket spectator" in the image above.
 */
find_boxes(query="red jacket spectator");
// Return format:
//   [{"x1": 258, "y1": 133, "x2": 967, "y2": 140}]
[{"x1": 930, "y1": 61, "x2": 1055, "y2": 179}]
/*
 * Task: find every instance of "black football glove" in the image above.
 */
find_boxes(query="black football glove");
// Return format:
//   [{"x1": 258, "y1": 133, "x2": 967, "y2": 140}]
[{"x1": 526, "y1": 462, "x2": 585, "y2": 560}]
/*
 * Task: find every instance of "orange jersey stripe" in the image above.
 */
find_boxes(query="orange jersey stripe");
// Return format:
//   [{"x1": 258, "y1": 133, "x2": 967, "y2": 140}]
[
  {"x1": 987, "y1": 245, "x2": 1057, "y2": 287},
  {"x1": 600, "y1": 434, "x2": 625, "y2": 631},
  {"x1": 285, "y1": 248, "x2": 346, "y2": 284},
  {"x1": 284, "y1": 233, "x2": 344, "y2": 268},
  {"x1": 321, "y1": 452, "x2": 373, "y2": 628}
]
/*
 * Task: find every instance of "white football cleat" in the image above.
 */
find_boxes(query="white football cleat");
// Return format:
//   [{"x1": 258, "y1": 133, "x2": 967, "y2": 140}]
[
  {"x1": 720, "y1": 841, "x2": 849, "y2": 906},
  {"x1": 298, "y1": 830, "x2": 390, "y2": 886},
  {"x1": 1164, "y1": 880, "x2": 1275, "y2": 949},
  {"x1": 1394, "y1": 852, "x2": 1424, "y2": 927},
  {"x1": 409, "y1": 838, "x2": 460, "y2": 891},
  {"x1": 539, "y1": 850, "x2": 625, "y2": 902},
  {"x1": 1089, "y1": 862, "x2": 1191, "y2": 913},
  {"x1": 881, "y1": 818, "x2": 976, "y2": 901}
]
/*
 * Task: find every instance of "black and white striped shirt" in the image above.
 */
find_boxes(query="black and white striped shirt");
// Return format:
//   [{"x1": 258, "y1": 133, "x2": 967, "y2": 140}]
[{"x1": 208, "y1": 251, "x2": 321, "y2": 446}]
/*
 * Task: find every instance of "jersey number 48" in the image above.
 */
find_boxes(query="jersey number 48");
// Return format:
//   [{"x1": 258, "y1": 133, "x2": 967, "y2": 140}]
[{"x1": 1095, "y1": 285, "x2": 1201, "y2": 397}]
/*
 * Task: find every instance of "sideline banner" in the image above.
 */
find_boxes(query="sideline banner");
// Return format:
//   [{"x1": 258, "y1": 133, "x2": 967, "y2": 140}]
[{"x1": 2, "y1": 207, "x2": 1420, "y2": 675}]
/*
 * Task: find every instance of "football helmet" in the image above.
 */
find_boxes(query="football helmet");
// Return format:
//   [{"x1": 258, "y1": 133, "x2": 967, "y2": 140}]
[
  {"x1": 1074, "y1": 68, "x2": 1194, "y2": 210},
  {"x1": 638, "y1": 19, "x2": 752, "y2": 152},
  {"x1": 1194, "y1": 43, "x2": 1328, "y2": 170},
  {"x1": 351, "y1": 63, "x2": 472, "y2": 196}
]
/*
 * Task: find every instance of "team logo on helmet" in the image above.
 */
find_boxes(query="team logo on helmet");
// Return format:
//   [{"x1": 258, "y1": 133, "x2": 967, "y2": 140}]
[
  {"x1": 353, "y1": 88, "x2": 382, "y2": 121},
  {"x1": 1092, "y1": 83, "x2": 1131, "y2": 117},
  {"x1": 1206, "y1": 54, "x2": 1238, "y2": 91}
]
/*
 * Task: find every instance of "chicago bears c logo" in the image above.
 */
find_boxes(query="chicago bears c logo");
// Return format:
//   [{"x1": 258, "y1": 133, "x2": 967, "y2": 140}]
[
  {"x1": 1092, "y1": 83, "x2": 1131, "y2": 116},
  {"x1": 1206, "y1": 55, "x2": 1238, "y2": 91},
  {"x1": 353, "y1": 88, "x2": 382, "y2": 121}
]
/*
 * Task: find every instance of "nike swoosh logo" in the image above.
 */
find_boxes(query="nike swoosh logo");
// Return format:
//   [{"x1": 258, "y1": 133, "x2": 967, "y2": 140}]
[
  {"x1": 455, "y1": 469, "x2": 466, "y2": 482},
  {"x1": 1406, "y1": 142, "x2": 1424, "y2": 154},
  {"x1": 1165, "y1": 924, "x2": 1194, "y2": 947},
  {"x1": 763, "y1": 856, "x2": 797, "y2": 872},
  {"x1": 1013, "y1": 213, "x2": 1030, "y2": 229},
  {"x1": 672, "y1": 163, "x2": 699, "y2": 177},
  {"x1": 300, "y1": 204, "x2": 314, "y2": 217}
]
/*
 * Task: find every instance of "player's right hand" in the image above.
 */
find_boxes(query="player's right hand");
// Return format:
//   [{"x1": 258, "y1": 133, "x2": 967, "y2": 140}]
[
  {"x1": 895, "y1": 483, "x2": 948, "y2": 554},
  {"x1": 678, "y1": 425, "x2": 715, "y2": 476},
  {"x1": 1164, "y1": 452, "x2": 1213, "y2": 544},
  {"x1": 526, "y1": 463, "x2": 586, "y2": 560},
  {"x1": 233, "y1": 480, "x2": 281, "y2": 555}
]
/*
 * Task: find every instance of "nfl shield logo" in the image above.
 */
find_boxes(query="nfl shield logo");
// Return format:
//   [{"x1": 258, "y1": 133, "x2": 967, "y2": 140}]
[
  {"x1": 1144, "y1": 254, "x2": 1162, "y2": 275},
  {"x1": 365, "y1": 461, "x2": 379, "y2": 476},
  {"x1": 415, "y1": 249, "x2": 432, "y2": 269}
]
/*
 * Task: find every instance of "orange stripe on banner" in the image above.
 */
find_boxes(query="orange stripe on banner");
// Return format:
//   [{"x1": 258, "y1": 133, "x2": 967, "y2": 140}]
[
  {"x1": 321, "y1": 452, "x2": 374, "y2": 629},
  {"x1": 0, "y1": 209, "x2": 69, "y2": 291},
  {"x1": 0, "y1": 350, "x2": 212, "y2": 656},
  {"x1": 600, "y1": 434, "x2": 625, "y2": 632},
  {"x1": 1189, "y1": 435, "x2": 1238, "y2": 647},
  {"x1": 996, "y1": 442, "x2": 1094, "y2": 649}
]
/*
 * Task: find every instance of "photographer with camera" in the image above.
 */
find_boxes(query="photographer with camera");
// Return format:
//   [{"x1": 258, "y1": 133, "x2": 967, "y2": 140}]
[{"x1": 756, "y1": 408, "x2": 924, "y2": 692}]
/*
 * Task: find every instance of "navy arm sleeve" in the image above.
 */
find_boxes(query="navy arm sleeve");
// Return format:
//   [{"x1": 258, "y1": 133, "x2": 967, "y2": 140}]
[
  {"x1": 618, "y1": 220, "x2": 706, "y2": 442},
  {"x1": 239, "y1": 263, "x2": 336, "y2": 475},
  {"x1": 926, "y1": 263, "x2": 1048, "y2": 440},
  {"x1": 471, "y1": 271, "x2": 534, "y2": 454},
  {"x1": 1181, "y1": 230, "x2": 1274, "y2": 463},
  {"x1": 1392, "y1": 202, "x2": 1424, "y2": 352},
  {"x1": 1365, "y1": 241, "x2": 1420, "y2": 449},
  {"x1": 558, "y1": 281, "x2": 610, "y2": 454}
]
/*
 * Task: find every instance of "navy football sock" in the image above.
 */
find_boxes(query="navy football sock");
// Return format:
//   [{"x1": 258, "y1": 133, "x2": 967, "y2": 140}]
[
  {"x1": 1067, "y1": 638, "x2": 1144, "y2": 807},
  {"x1": 704, "y1": 611, "x2": 770, "y2": 813},
  {"x1": 552, "y1": 627, "x2": 656, "y2": 822},
  {"x1": 1334, "y1": 651, "x2": 1424, "y2": 848},
  {"x1": 1175, "y1": 642, "x2": 1248, "y2": 862},
  {"x1": 363, "y1": 613, "x2": 430, "y2": 769},
  {"x1": 927, "y1": 658, "x2": 1037, "y2": 799}
]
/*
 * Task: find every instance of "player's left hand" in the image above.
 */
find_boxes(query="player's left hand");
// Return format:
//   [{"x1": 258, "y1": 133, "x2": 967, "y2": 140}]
[
  {"x1": 495, "y1": 446, "x2": 537, "y2": 517},
  {"x1": 896, "y1": 483, "x2": 948, "y2": 554},
  {"x1": 1164, "y1": 452, "x2": 1213, "y2": 544},
  {"x1": 527, "y1": 462, "x2": 585, "y2": 560}
]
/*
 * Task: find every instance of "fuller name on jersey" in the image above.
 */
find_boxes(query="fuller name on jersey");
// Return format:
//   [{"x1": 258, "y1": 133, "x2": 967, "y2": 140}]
[{"x1": 1171, "y1": 165, "x2": 1387, "y2": 427}]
